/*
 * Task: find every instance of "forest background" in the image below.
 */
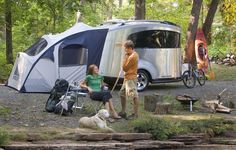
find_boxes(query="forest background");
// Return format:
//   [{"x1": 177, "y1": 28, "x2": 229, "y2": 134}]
[{"x1": 0, "y1": 0, "x2": 236, "y2": 81}]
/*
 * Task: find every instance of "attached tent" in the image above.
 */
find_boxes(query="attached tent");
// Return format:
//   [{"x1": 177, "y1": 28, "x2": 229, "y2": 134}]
[{"x1": 7, "y1": 23, "x2": 108, "y2": 92}]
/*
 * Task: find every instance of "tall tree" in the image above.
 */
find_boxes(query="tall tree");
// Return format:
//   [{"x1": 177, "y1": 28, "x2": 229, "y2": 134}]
[
  {"x1": 220, "y1": 0, "x2": 236, "y2": 53},
  {"x1": 5, "y1": 0, "x2": 13, "y2": 64},
  {"x1": 184, "y1": 0, "x2": 202, "y2": 64},
  {"x1": 202, "y1": 0, "x2": 220, "y2": 45},
  {"x1": 119, "y1": 0, "x2": 122, "y2": 8},
  {"x1": 135, "y1": 0, "x2": 145, "y2": 20}
]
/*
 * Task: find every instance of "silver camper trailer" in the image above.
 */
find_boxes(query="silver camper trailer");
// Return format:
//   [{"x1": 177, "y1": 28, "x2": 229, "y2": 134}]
[
  {"x1": 7, "y1": 20, "x2": 182, "y2": 93},
  {"x1": 98, "y1": 20, "x2": 182, "y2": 91}
]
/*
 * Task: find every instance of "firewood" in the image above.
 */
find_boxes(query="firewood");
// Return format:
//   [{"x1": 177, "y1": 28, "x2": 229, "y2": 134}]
[
  {"x1": 203, "y1": 100, "x2": 231, "y2": 114},
  {"x1": 230, "y1": 58, "x2": 235, "y2": 65},
  {"x1": 216, "y1": 104, "x2": 231, "y2": 113}
]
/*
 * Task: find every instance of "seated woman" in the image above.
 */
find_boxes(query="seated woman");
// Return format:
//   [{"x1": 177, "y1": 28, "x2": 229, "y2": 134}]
[{"x1": 80, "y1": 64, "x2": 121, "y2": 120}]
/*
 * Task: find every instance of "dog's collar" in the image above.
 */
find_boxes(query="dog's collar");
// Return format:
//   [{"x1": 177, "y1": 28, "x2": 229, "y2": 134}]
[{"x1": 97, "y1": 115, "x2": 105, "y2": 121}]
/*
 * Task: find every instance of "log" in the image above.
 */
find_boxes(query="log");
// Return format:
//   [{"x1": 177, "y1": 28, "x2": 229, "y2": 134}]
[
  {"x1": 203, "y1": 100, "x2": 231, "y2": 113},
  {"x1": 144, "y1": 94, "x2": 164, "y2": 112},
  {"x1": 216, "y1": 104, "x2": 231, "y2": 113},
  {"x1": 154, "y1": 102, "x2": 171, "y2": 114}
]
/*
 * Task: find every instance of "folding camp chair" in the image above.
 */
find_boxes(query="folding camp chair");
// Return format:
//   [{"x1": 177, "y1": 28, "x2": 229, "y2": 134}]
[{"x1": 64, "y1": 82, "x2": 103, "y2": 114}]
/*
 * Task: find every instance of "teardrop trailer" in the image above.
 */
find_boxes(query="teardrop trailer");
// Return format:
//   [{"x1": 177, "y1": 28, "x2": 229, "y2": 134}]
[
  {"x1": 6, "y1": 20, "x2": 182, "y2": 92},
  {"x1": 99, "y1": 20, "x2": 182, "y2": 91}
]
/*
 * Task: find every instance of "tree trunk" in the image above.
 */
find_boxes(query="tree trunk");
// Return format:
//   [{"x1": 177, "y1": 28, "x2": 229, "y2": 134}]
[
  {"x1": 135, "y1": 0, "x2": 145, "y2": 20},
  {"x1": 154, "y1": 102, "x2": 171, "y2": 115},
  {"x1": 119, "y1": 0, "x2": 123, "y2": 8},
  {"x1": 184, "y1": 0, "x2": 202, "y2": 64},
  {"x1": 202, "y1": 0, "x2": 220, "y2": 45},
  {"x1": 5, "y1": 0, "x2": 13, "y2": 64},
  {"x1": 80, "y1": 0, "x2": 86, "y2": 5},
  {"x1": 144, "y1": 94, "x2": 164, "y2": 112},
  {"x1": 107, "y1": 0, "x2": 113, "y2": 20}
]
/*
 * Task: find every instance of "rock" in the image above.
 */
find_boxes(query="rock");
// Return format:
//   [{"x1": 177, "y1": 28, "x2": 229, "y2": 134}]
[
  {"x1": 230, "y1": 58, "x2": 236, "y2": 65},
  {"x1": 170, "y1": 133, "x2": 207, "y2": 145},
  {"x1": 133, "y1": 140, "x2": 184, "y2": 149},
  {"x1": 210, "y1": 138, "x2": 236, "y2": 145},
  {"x1": 75, "y1": 133, "x2": 112, "y2": 141},
  {"x1": 75, "y1": 133, "x2": 152, "y2": 142},
  {"x1": 222, "y1": 131, "x2": 236, "y2": 138},
  {"x1": 181, "y1": 144, "x2": 236, "y2": 149},
  {"x1": 111, "y1": 133, "x2": 152, "y2": 142},
  {"x1": 224, "y1": 62, "x2": 231, "y2": 66},
  {"x1": 3, "y1": 142, "x2": 134, "y2": 150}
]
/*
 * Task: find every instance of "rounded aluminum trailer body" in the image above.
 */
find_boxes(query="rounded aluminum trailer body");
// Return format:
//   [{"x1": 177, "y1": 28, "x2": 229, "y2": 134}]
[{"x1": 99, "y1": 21, "x2": 182, "y2": 86}]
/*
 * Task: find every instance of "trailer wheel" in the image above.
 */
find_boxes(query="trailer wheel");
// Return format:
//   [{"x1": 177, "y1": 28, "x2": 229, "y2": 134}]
[{"x1": 137, "y1": 70, "x2": 150, "y2": 92}]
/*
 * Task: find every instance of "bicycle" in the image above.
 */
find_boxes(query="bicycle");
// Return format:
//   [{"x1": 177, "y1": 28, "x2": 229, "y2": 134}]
[{"x1": 182, "y1": 63, "x2": 206, "y2": 88}]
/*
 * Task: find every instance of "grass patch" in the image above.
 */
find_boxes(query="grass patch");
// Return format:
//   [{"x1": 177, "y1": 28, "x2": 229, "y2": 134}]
[
  {"x1": 0, "y1": 105, "x2": 11, "y2": 117},
  {"x1": 181, "y1": 119, "x2": 235, "y2": 137},
  {"x1": 130, "y1": 116, "x2": 185, "y2": 140},
  {"x1": 112, "y1": 95, "x2": 236, "y2": 140},
  {"x1": 128, "y1": 116, "x2": 235, "y2": 140},
  {"x1": 0, "y1": 128, "x2": 10, "y2": 146},
  {"x1": 211, "y1": 63, "x2": 236, "y2": 81},
  {"x1": 2, "y1": 126, "x2": 79, "y2": 142}
]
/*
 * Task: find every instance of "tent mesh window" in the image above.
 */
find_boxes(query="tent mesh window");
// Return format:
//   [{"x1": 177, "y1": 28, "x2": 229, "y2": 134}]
[
  {"x1": 25, "y1": 38, "x2": 48, "y2": 56},
  {"x1": 59, "y1": 44, "x2": 87, "y2": 67}
]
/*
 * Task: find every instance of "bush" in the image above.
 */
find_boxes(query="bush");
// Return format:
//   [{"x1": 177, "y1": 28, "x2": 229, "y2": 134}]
[
  {"x1": 0, "y1": 53, "x2": 13, "y2": 82},
  {"x1": 0, "y1": 128, "x2": 9, "y2": 146},
  {"x1": 130, "y1": 116, "x2": 186, "y2": 140},
  {"x1": 181, "y1": 119, "x2": 234, "y2": 137},
  {"x1": 130, "y1": 116, "x2": 235, "y2": 140}
]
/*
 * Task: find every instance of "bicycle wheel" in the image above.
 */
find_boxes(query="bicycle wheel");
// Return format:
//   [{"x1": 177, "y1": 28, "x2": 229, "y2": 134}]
[
  {"x1": 182, "y1": 70, "x2": 196, "y2": 88},
  {"x1": 197, "y1": 69, "x2": 206, "y2": 86}
]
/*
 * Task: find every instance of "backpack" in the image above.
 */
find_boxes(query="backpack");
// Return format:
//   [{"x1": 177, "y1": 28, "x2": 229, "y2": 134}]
[
  {"x1": 45, "y1": 79, "x2": 69, "y2": 112},
  {"x1": 54, "y1": 92, "x2": 76, "y2": 116}
]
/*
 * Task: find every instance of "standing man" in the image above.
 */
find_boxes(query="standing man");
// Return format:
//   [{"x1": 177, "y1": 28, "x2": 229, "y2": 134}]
[{"x1": 119, "y1": 40, "x2": 139, "y2": 119}]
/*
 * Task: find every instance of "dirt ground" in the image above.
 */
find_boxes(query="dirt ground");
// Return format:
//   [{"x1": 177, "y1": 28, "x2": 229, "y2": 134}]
[{"x1": 0, "y1": 80, "x2": 236, "y2": 128}]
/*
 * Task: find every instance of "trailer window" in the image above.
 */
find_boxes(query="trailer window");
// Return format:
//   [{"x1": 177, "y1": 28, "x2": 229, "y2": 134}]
[
  {"x1": 128, "y1": 30, "x2": 180, "y2": 48},
  {"x1": 59, "y1": 45, "x2": 87, "y2": 67},
  {"x1": 25, "y1": 38, "x2": 48, "y2": 56}
]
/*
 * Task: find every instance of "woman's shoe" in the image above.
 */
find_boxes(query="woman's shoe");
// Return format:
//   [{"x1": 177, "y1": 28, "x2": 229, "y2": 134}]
[
  {"x1": 107, "y1": 117, "x2": 115, "y2": 123},
  {"x1": 112, "y1": 115, "x2": 122, "y2": 119}
]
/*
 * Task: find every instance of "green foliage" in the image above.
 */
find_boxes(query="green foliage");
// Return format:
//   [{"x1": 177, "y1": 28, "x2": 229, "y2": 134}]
[
  {"x1": 0, "y1": 128, "x2": 9, "y2": 146},
  {"x1": 79, "y1": 2, "x2": 104, "y2": 26},
  {"x1": 181, "y1": 119, "x2": 234, "y2": 137},
  {"x1": 0, "y1": 105, "x2": 11, "y2": 117},
  {"x1": 211, "y1": 63, "x2": 236, "y2": 81},
  {"x1": 114, "y1": 4, "x2": 134, "y2": 20},
  {"x1": 129, "y1": 116, "x2": 235, "y2": 140},
  {"x1": 0, "y1": 53, "x2": 13, "y2": 81},
  {"x1": 0, "y1": 0, "x2": 235, "y2": 82},
  {"x1": 130, "y1": 116, "x2": 185, "y2": 140},
  {"x1": 220, "y1": 0, "x2": 236, "y2": 26}
]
